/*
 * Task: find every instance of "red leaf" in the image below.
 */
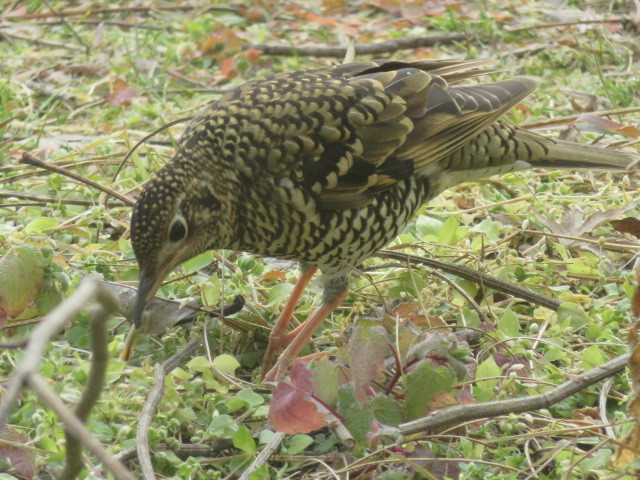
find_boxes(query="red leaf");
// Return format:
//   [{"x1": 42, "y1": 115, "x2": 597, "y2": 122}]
[
  {"x1": 349, "y1": 323, "x2": 386, "y2": 402},
  {"x1": 244, "y1": 47, "x2": 262, "y2": 64},
  {"x1": 219, "y1": 57, "x2": 237, "y2": 81},
  {"x1": 268, "y1": 362, "x2": 328, "y2": 434},
  {"x1": 0, "y1": 426, "x2": 36, "y2": 479}
]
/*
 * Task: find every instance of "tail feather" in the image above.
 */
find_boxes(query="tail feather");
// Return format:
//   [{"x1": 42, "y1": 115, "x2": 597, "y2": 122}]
[{"x1": 515, "y1": 129, "x2": 637, "y2": 171}]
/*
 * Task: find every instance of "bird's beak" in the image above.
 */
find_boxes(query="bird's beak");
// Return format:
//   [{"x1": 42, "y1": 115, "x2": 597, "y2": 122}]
[
  {"x1": 133, "y1": 268, "x2": 158, "y2": 328},
  {"x1": 121, "y1": 252, "x2": 181, "y2": 360}
]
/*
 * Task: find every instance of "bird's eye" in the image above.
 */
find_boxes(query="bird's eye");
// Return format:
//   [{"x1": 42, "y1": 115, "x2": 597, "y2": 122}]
[{"x1": 168, "y1": 217, "x2": 188, "y2": 243}]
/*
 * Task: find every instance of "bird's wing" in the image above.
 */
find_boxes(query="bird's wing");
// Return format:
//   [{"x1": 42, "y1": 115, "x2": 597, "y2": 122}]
[{"x1": 307, "y1": 59, "x2": 536, "y2": 209}]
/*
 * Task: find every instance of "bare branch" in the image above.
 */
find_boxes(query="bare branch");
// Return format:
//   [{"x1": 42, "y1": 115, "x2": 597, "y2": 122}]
[
  {"x1": 20, "y1": 152, "x2": 135, "y2": 206},
  {"x1": 399, "y1": 353, "x2": 629, "y2": 435},
  {"x1": 58, "y1": 302, "x2": 111, "y2": 479},
  {"x1": 376, "y1": 250, "x2": 561, "y2": 311},
  {"x1": 137, "y1": 339, "x2": 202, "y2": 479},
  {"x1": 245, "y1": 33, "x2": 469, "y2": 57}
]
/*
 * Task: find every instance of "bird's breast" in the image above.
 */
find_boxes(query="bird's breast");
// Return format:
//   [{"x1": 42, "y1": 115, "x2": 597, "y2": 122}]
[{"x1": 232, "y1": 176, "x2": 432, "y2": 274}]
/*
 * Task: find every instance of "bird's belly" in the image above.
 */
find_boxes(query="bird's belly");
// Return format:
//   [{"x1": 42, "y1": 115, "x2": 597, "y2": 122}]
[{"x1": 233, "y1": 177, "x2": 432, "y2": 273}]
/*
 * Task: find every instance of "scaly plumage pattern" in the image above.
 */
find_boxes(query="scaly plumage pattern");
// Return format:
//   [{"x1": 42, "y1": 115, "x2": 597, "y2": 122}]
[{"x1": 128, "y1": 59, "x2": 635, "y2": 378}]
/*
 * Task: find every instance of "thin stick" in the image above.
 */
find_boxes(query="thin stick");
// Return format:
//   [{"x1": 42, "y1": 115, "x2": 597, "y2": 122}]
[
  {"x1": 137, "y1": 340, "x2": 202, "y2": 479},
  {"x1": 58, "y1": 303, "x2": 112, "y2": 479},
  {"x1": 238, "y1": 432, "x2": 286, "y2": 480},
  {"x1": 3, "y1": 5, "x2": 208, "y2": 19},
  {"x1": 0, "y1": 190, "x2": 128, "y2": 207},
  {"x1": 376, "y1": 250, "x2": 561, "y2": 311},
  {"x1": 20, "y1": 152, "x2": 134, "y2": 206},
  {"x1": 399, "y1": 353, "x2": 629, "y2": 435},
  {"x1": 505, "y1": 16, "x2": 626, "y2": 33},
  {"x1": 244, "y1": 33, "x2": 469, "y2": 57},
  {"x1": 523, "y1": 106, "x2": 640, "y2": 130},
  {"x1": 110, "y1": 116, "x2": 192, "y2": 184}
]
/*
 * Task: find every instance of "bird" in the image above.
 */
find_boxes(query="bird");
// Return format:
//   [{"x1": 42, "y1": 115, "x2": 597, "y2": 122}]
[{"x1": 127, "y1": 58, "x2": 636, "y2": 381}]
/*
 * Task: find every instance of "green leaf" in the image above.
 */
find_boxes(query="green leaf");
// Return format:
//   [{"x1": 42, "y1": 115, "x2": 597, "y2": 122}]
[
  {"x1": 212, "y1": 354, "x2": 240, "y2": 374},
  {"x1": 497, "y1": 309, "x2": 520, "y2": 337},
  {"x1": 0, "y1": 245, "x2": 47, "y2": 322},
  {"x1": 557, "y1": 302, "x2": 591, "y2": 331},
  {"x1": 201, "y1": 275, "x2": 221, "y2": 306},
  {"x1": 285, "y1": 434, "x2": 313, "y2": 455},
  {"x1": 209, "y1": 415, "x2": 235, "y2": 436},
  {"x1": 236, "y1": 389, "x2": 264, "y2": 407},
  {"x1": 233, "y1": 426, "x2": 256, "y2": 454},
  {"x1": 416, "y1": 215, "x2": 442, "y2": 238},
  {"x1": 370, "y1": 395, "x2": 402, "y2": 426},
  {"x1": 460, "y1": 307, "x2": 480, "y2": 327},
  {"x1": 181, "y1": 250, "x2": 214, "y2": 274},
  {"x1": 473, "y1": 218, "x2": 502, "y2": 242},
  {"x1": 186, "y1": 356, "x2": 210, "y2": 373},
  {"x1": 582, "y1": 345, "x2": 605, "y2": 370},
  {"x1": 267, "y1": 283, "x2": 294, "y2": 307},
  {"x1": 474, "y1": 356, "x2": 501, "y2": 402},
  {"x1": 310, "y1": 360, "x2": 340, "y2": 405},
  {"x1": 403, "y1": 363, "x2": 453, "y2": 420},
  {"x1": 24, "y1": 217, "x2": 58, "y2": 234},
  {"x1": 337, "y1": 385, "x2": 373, "y2": 445},
  {"x1": 439, "y1": 216, "x2": 459, "y2": 245}
]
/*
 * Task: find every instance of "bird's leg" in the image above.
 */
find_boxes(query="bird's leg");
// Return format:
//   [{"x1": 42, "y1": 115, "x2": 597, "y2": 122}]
[
  {"x1": 263, "y1": 276, "x2": 348, "y2": 382},
  {"x1": 261, "y1": 263, "x2": 318, "y2": 377}
]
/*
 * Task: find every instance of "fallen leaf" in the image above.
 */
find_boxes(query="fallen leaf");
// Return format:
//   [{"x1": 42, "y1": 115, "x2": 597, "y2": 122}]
[
  {"x1": 349, "y1": 322, "x2": 386, "y2": 402},
  {"x1": 0, "y1": 426, "x2": 36, "y2": 479},
  {"x1": 261, "y1": 271, "x2": 287, "y2": 282},
  {"x1": 268, "y1": 362, "x2": 328, "y2": 434},
  {"x1": 107, "y1": 85, "x2": 138, "y2": 107},
  {"x1": 611, "y1": 218, "x2": 640, "y2": 238},
  {"x1": 244, "y1": 47, "x2": 262, "y2": 63}
]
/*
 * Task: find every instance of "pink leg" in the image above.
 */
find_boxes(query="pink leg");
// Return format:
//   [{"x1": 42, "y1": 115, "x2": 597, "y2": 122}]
[
  {"x1": 261, "y1": 264, "x2": 318, "y2": 377},
  {"x1": 263, "y1": 289, "x2": 348, "y2": 382}
]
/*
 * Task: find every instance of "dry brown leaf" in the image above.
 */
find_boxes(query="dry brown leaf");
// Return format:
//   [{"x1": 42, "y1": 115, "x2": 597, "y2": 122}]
[{"x1": 261, "y1": 271, "x2": 287, "y2": 282}]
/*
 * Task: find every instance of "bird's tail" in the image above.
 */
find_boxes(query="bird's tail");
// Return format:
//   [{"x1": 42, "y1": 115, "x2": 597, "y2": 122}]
[{"x1": 514, "y1": 128, "x2": 637, "y2": 171}]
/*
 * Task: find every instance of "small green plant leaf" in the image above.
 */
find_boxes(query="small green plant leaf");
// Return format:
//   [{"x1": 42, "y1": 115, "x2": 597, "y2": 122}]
[{"x1": 233, "y1": 426, "x2": 256, "y2": 454}]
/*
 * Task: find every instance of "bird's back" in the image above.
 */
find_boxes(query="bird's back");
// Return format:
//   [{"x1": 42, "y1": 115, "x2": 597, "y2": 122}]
[{"x1": 168, "y1": 59, "x2": 633, "y2": 273}]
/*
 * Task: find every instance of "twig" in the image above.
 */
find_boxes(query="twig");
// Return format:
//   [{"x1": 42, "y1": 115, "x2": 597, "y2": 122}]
[
  {"x1": 522, "y1": 229, "x2": 640, "y2": 251},
  {"x1": 599, "y1": 377, "x2": 616, "y2": 439},
  {"x1": 58, "y1": 303, "x2": 111, "y2": 479},
  {"x1": 3, "y1": 5, "x2": 209, "y2": 19},
  {"x1": 43, "y1": 19, "x2": 169, "y2": 31},
  {"x1": 0, "y1": 190, "x2": 128, "y2": 207},
  {"x1": 114, "y1": 440, "x2": 233, "y2": 464},
  {"x1": 137, "y1": 340, "x2": 202, "y2": 479},
  {"x1": 376, "y1": 250, "x2": 561, "y2": 311},
  {"x1": 0, "y1": 28, "x2": 85, "y2": 50},
  {"x1": 506, "y1": 16, "x2": 626, "y2": 33},
  {"x1": 238, "y1": 432, "x2": 286, "y2": 480},
  {"x1": 399, "y1": 353, "x2": 629, "y2": 435},
  {"x1": 523, "y1": 106, "x2": 640, "y2": 130},
  {"x1": 110, "y1": 116, "x2": 192, "y2": 185},
  {"x1": 20, "y1": 152, "x2": 135, "y2": 206},
  {"x1": 244, "y1": 33, "x2": 469, "y2": 57}
]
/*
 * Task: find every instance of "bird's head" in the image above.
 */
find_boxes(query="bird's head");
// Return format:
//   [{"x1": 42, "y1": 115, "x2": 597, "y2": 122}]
[{"x1": 130, "y1": 162, "x2": 236, "y2": 328}]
